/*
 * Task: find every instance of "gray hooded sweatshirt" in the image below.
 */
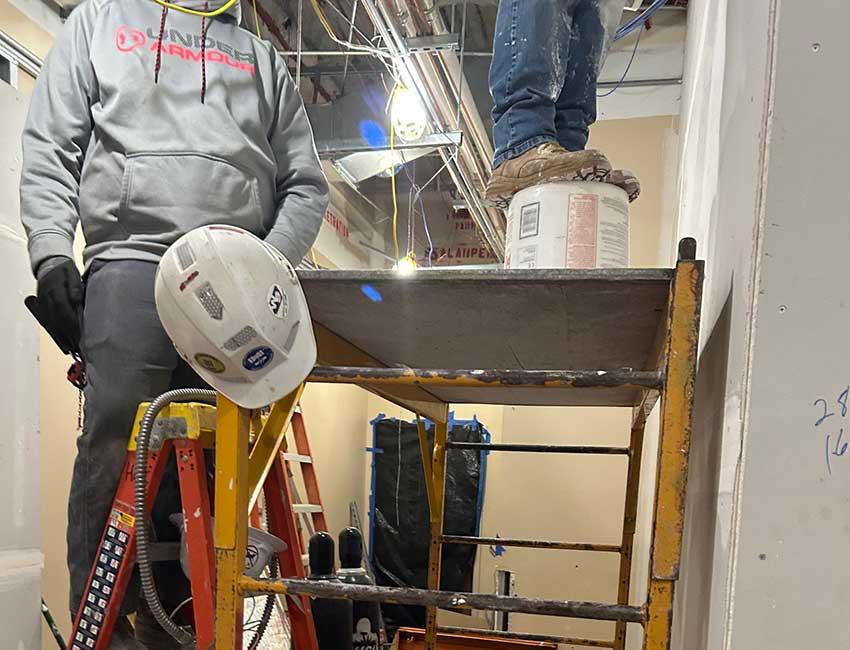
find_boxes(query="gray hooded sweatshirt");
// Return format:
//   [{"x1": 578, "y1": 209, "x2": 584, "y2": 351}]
[{"x1": 20, "y1": 0, "x2": 329, "y2": 274}]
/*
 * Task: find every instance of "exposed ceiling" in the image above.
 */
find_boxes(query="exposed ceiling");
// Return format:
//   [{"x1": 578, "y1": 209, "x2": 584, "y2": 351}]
[
  {"x1": 42, "y1": 0, "x2": 688, "y2": 265},
  {"x1": 249, "y1": 0, "x2": 688, "y2": 264}
]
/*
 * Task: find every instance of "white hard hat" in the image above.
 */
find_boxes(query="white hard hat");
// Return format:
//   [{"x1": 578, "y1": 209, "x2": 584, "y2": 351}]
[{"x1": 155, "y1": 225, "x2": 317, "y2": 409}]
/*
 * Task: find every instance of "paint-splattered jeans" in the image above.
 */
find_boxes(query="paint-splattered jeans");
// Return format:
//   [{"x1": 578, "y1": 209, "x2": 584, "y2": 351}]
[
  {"x1": 490, "y1": 0, "x2": 625, "y2": 168},
  {"x1": 68, "y1": 260, "x2": 206, "y2": 617}
]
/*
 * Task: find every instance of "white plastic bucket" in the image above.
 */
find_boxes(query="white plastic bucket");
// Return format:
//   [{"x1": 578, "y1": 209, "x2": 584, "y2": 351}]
[{"x1": 505, "y1": 181, "x2": 629, "y2": 269}]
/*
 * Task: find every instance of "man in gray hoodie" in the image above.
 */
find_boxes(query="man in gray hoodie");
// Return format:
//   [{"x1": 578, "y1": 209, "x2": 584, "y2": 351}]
[{"x1": 20, "y1": 0, "x2": 328, "y2": 646}]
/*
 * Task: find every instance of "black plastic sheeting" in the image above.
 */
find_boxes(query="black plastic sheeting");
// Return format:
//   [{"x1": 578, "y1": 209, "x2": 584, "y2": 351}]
[{"x1": 372, "y1": 418, "x2": 485, "y2": 639}]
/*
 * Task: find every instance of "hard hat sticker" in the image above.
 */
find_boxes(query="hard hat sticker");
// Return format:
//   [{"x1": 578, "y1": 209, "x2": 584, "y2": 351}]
[
  {"x1": 267, "y1": 284, "x2": 288, "y2": 319},
  {"x1": 243, "y1": 346, "x2": 274, "y2": 371},
  {"x1": 179, "y1": 270, "x2": 199, "y2": 292},
  {"x1": 195, "y1": 353, "x2": 226, "y2": 374}
]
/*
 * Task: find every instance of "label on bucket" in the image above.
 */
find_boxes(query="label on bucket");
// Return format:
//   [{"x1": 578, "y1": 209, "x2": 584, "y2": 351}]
[
  {"x1": 598, "y1": 196, "x2": 629, "y2": 267},
  {"x1": 567, "y1": 194, "x2": 599, "y2": 267},
  {"x1": 505, "y1": 183, "x2": 629, "y2": 269}
]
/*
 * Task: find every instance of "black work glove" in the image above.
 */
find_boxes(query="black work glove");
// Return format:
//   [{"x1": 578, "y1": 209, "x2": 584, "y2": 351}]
[{"x1": 36, "y1": 257, "x2": 83, "y2": 355}]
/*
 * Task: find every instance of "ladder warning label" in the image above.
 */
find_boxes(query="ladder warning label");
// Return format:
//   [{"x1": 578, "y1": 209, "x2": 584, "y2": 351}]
[{"x1": 110, "y1": 509, "x2": 135, "y2": 530}]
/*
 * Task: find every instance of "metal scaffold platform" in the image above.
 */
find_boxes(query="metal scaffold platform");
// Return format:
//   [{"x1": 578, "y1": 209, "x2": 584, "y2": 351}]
[{"x1": 214, "y1": 238, "x2": 704, "y2": 650}]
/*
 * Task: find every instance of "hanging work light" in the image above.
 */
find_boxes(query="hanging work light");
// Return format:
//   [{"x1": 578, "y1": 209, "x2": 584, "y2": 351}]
[{"x1": 390, "y1": 86, "x2": 428, "y2": 143}]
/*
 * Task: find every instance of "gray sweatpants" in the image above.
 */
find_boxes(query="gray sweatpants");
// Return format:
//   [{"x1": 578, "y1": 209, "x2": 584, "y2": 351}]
[{"x1": 70, "y1": 260, "x2": 208, "y2": 617}]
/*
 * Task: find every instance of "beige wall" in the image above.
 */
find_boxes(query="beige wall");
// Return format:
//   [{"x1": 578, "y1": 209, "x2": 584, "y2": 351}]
[
  {"x1": 296, "y1": 384, "x2": 370, "y2": 539},
  {"x1": 588, "y1": 115, "x2": 678, "y2": 268},
  {"x1": 0, "y1": 0, "x2": 52, "y2": 58}
]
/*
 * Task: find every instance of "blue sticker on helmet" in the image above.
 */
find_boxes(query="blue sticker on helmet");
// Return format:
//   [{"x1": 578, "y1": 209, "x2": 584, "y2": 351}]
[{"x1": 243, "y1": 346, "x2": 274, "y2": 371}]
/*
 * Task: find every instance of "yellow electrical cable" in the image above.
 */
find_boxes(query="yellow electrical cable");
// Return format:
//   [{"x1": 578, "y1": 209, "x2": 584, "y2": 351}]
[
  {"x1": 152, "y1": 0, "x2": 239, "y2": 18},
  {"x1": 307, "y1": 0, "x2": 390, "y2": 57},
  {"x1": 252, "y1": 0, "x2": 261, "y2": 38},
  {"x1": 152, "y1": 0, "x2": 388, "y2": 57},
  {"x1": 388, "y1": 84, "x2": 401, "y2": 262},
  {"x1": 390, "y1": 118, "x2": 400, "y2": 262}
]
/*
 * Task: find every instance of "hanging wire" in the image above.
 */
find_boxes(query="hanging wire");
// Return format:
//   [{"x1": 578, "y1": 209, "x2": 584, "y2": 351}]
[
  {"x1": 598, "y1": 24, "x2": 643, "y2": 98},
  {"x1": 615, "y1": 0, "x2": 667, "y2": 40},
  {"x1": 322, "y1": 0, "x2": 374, "y2": 52},
  {"x1": 340, "y1": 0, "x2": 360, "y2": 94},
  {"x1": 404, "y1": 161, "x2": 434, "y2": 267},
  {"x1": 421, "y1": 201, "x2": 434, "y2": 267},
  {"x1": 389, "y1": 88, "x2": 401, "y2": 261},
  {"x1": 455, "y1": 0, "x2": 468, "y2": 129},
  {"x1": 308, "y1": 0, "x2": 393, "y2": 57},
  {"x1": 251, "y1": 0, "x2": 261, "y2": 37},
  {"x1": 169, "y1": 597, "x2": 194, "y2": 620},
  {"x1": 152, "y1": 0, "x2": 237, "y2": 17},
  {"x1": 395, "y1": 419, "x2": 402, "y2": 528},
  {"x1": 296, "y1": 0, "x2": 304, "y2": 86}
]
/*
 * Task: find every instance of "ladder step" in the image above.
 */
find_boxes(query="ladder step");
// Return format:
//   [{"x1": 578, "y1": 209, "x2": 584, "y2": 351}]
[
  {"x1": 440, "y1": 535, "x2": 621, "y2": 553},
  {"x1": 283, "y1": 453, "x2": 313, "y2": 464},
  {"x1": 446, "y1": 442, "x2": 630, "y2": 455},
  {"x1": 292, "y1": 504, "x2": 323, "y2": 514}
]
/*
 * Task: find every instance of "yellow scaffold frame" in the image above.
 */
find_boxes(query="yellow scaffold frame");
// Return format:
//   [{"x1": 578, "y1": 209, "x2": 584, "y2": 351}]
[{"x1": 210, "y1": 239, "x2": 703, "y2": 650}]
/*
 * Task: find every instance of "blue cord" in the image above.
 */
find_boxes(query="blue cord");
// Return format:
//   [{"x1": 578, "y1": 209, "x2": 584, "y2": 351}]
[
  {"x1": 615, "y1": 0, "x2": 668, "y2": 40},
  {"x1": 598, "y1": 24, "x2": 643, "y2": 98}
]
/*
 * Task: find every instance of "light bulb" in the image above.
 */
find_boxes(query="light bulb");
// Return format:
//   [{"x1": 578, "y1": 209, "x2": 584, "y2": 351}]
[
  {"x1": 391, "y1": 86, "x2": 427, "y2": 143},
  {"x1": 394, "y1": 255, "x2": 418, "y2": 275}
]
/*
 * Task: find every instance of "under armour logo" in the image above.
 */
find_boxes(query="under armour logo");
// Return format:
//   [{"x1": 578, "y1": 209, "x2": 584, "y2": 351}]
[{"x1": 116, "y1": 25, "x2": 146, "y2": 52}]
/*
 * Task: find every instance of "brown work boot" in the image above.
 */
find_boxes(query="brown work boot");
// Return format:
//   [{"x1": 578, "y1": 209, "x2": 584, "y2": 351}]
[
  {"x1": 485, "y1": 142, "x2": 612, "y2": 208},
  {"x1": 607, "y1": 169, "x2": 641, "y2": 203}
]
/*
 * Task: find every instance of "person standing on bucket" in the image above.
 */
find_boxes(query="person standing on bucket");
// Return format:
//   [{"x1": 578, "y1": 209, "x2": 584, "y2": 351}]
[
  {"x1": 19, "y1": 0, "x2": 328, "y2": 646},
  {"x1": 485, "y1": 0, "x2": 640, "y2": 207}
]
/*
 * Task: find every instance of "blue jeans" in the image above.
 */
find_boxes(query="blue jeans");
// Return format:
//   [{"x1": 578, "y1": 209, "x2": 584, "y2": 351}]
[{"x1": 490, "y1": 0, "x2": 624, "y2": 168}]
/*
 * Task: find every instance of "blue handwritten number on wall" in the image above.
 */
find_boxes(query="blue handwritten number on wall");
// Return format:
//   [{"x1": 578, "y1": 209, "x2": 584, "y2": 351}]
[
  {"x1": 816, "y1": 387, "x2": 850, "y2": 475},
  {"x1": 839, "y1": 387, "x2": 849, "y2": 417},
  {"x1": 814, "y1": 398, "x2": 834, "y2": 426}
]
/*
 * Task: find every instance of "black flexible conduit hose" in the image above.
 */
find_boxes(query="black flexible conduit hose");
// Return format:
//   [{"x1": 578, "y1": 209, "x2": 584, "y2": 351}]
[{"x1": 134, "y1": 389, "x2": 217, "y2": 646}]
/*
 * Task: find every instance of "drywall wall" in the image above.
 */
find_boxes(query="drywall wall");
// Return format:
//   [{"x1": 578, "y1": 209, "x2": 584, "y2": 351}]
[
  {"x1": 723, "y1": 0, "x2": 850, "y2": 647},
  {"x1": 666, "y1": 0, "x2": 774, "y2": 647},
  {"x1": 666, "y1": 0, "x2": 850, "y2": 647},
  {"x1": 0, "y1": 80, "x2": 42, "y2": 650}
]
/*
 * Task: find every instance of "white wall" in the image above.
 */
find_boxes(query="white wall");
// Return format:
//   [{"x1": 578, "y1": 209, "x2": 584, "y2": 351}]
[
  {"x1": 666, "y1": 0, "x2": 850, "y2": 648},
  {"x1": 719, "y1": 1, "x2": 850, "y2": 648},
  {"x1": 0, "y1": 81, "x2": 42, "y2": 650},
  {"x1": 669, "y1": 0, "x2": 773, "y2": 643}
]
